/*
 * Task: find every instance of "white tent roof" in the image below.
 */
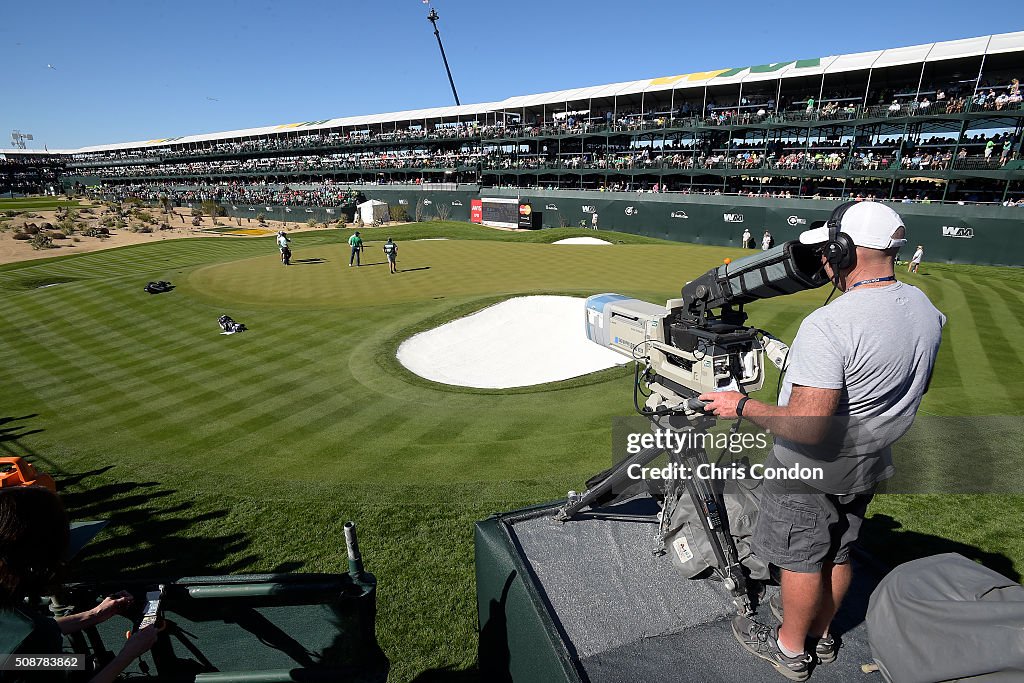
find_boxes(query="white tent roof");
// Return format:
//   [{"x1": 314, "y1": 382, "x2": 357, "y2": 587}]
[{"x1": 49, "y1": 30, "x2": 1024, "y2": 155}]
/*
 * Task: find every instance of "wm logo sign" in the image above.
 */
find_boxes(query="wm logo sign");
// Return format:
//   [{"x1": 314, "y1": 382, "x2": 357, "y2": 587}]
[{"x1": 942, "y1": 226, "x2": 974, "y2": 238}]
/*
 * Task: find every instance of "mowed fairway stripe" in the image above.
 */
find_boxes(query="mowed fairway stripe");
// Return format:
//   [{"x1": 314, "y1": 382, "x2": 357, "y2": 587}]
[{"x1": 929, "y1": 273, "x2": 1010, "y2": 408}]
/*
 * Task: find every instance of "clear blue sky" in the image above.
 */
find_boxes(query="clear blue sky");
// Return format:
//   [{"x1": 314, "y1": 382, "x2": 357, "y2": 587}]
[{"x1": 2, "y1": 0, "x2": 1020, "y2": 150}]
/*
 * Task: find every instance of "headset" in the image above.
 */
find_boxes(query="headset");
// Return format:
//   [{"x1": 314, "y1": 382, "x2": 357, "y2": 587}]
[{"x1": 820, "y1": 201, "x2": 858, "y2": 272}]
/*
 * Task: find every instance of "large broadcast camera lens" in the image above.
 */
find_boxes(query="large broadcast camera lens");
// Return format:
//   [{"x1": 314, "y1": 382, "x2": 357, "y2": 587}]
[{"x1": 681, "y1": 240, "x2": 828, "y2": 318}]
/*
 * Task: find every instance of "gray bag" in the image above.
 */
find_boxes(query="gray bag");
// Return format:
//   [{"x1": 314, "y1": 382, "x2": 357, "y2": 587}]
[
  {"x1": 663, "y1": 476, "x2": 770, "y2": 581},
  {"x1": 867, "y1": 553, "x2": 1024, "y2": 683}
]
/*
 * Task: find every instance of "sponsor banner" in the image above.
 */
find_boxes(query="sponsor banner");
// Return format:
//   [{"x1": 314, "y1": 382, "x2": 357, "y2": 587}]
[
  {"x1": 723, "y1": 212, "x2": 744, "y2": 223},
  {"x1": 470, "y1": 199, "x2": 482, "y2": 223},
  {"x1": 787, "y1": 215, "x2": 807, "y2": 226},
  {"x1": 942, "y1": 225, "x2": 974, "y2": 238},
  {"x1": 670, "y1": 210, "x2": 688, "y2": 219},
  {"x1": 518, "y1": 203, "x2": 534, "y2": 228},
  {"x1": 624, "y1": 206, "x2": 638, "y2": 216}
]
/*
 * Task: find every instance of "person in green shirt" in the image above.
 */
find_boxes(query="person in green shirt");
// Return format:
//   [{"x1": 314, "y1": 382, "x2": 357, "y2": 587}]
[{"x1": 348, "y1": 231, "x2": 364, "y2": 267}]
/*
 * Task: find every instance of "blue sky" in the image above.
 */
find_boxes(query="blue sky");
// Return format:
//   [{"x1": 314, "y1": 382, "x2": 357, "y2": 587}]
[{"x1": 2, "y1": 0, "x2": 1020, "y2": 149}]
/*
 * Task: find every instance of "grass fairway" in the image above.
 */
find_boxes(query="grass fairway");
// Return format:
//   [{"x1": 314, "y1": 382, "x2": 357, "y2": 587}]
[
  {"x1": 0, "y1": 195, "x2": 82, "y2": 212},
  {"x1": 1, "y1": 221, "x2": 1022, "y2": 681}
]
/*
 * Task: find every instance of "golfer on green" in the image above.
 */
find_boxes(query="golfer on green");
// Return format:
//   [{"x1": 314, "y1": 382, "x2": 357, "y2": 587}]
[{"x1": 348, "y1": 231, "x2": 364, "y2": 267}]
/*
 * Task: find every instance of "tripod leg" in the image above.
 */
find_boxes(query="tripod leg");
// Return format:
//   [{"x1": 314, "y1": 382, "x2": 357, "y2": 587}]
[
  {"x1": 555, "y1": 445, "x2": 664, "y2": 521},
  {"x1": 676, "y1": 447, "x2": 751, "y2": 614}
]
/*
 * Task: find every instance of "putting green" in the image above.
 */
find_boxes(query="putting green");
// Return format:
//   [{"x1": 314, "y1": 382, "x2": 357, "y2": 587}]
[{"x1": 185, "y1": 239, "x2": 792, "y2": 309}]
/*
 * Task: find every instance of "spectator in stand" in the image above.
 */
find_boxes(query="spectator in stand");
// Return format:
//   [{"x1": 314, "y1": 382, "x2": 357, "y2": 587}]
[{"x1": 985, "y1": 139, "x2": 995, "y2": 162}]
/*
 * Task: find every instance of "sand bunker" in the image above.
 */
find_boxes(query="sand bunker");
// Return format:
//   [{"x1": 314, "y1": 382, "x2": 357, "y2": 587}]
[
  {"x1": 397, "y1": 296, "x2": 628, "y2": 388},
  {"x1": 552, "y1": 237, "x2": 612, "y2": 245}
]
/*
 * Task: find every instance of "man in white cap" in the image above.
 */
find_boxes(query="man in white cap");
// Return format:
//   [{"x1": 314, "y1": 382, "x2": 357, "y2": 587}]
[{"x1": 700, "y1": 201, "x2": 945, "y2": 680}]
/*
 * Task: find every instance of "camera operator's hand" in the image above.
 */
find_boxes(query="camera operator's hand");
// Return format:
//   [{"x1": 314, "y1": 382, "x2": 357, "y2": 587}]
[
  {"x1": 698, "y1": 391, "x2": 746, "y2": 419},
  {"x1": 121, "y1": 623, "x2": 159, "y2": 659},
  {"x1": 89, "y1": 624, "x2": 158, "y2": 683},
  {"x1": 57, "y1": 590, "x2": 135, "y2": 635},
  {"x1": 92, "y1": 590, "x2": 134, "y2": 622}
]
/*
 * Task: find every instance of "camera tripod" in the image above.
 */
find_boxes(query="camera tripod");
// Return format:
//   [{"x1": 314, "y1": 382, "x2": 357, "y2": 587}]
[{"x1": 555, "y1": 391, "x2": 756, "y2": 616}]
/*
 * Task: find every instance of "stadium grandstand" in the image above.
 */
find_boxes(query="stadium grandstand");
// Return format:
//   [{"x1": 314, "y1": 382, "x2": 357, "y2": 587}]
[{"x1": 3, "y1": 30, "x2": 1023, "y2": 263}]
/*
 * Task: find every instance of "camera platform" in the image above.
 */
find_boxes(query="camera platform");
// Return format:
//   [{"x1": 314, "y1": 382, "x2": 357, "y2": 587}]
[{"x1": 477, "y1": 496, "x2": 881, "y2": 683}]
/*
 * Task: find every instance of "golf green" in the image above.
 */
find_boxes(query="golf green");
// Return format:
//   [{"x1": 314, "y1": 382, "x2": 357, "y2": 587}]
[{"x1": 1, "y1": 224, "x2": 1022, "y2": 681}]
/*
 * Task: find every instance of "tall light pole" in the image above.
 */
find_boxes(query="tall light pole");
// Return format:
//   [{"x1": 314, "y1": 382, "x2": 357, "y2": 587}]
[{"x1": 427, "y1": 8, "x2": 460, "y2": 106}]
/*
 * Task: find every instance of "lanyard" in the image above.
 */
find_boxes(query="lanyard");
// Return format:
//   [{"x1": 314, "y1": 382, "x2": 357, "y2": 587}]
[{"x1": 849, "y1": 276, "x2": 896, "y2": 289}]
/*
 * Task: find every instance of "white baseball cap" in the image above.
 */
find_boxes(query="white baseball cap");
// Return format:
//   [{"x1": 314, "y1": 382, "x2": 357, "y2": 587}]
[{"x1": 799, "y1": 202, "x2": 908, "y2": 250}]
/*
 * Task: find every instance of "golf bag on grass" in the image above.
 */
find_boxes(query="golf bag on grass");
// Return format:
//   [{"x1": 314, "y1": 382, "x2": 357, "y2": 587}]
[
  {"x1": 867, "y1": 552, "x2": 1024, "y2": 683},
  {"x1": 144, "y1": 281, "x2": 173, "y2": 294},
  {"x1": 218, "y1": 315, "x2": 247, "y2": 334}
]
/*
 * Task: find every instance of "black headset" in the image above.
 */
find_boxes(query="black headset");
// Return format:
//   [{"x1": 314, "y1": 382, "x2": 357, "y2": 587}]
[{"x1": 820, "y1": 201, "x2": 858, "y2": 272}]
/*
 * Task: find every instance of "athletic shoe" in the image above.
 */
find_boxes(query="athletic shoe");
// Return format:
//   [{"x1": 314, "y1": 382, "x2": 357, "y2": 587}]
[
  {"x1": 769, "y1": 592, "x2": 838, "y2": 664},
  {"x1": 732, "y1": 615, "x2": 813, "y2": 681}
]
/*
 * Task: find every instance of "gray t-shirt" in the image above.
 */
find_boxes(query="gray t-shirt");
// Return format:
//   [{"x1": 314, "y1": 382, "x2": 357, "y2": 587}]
[{"x1": 774, "y1": 281, "x2": 946, "y2": 494}]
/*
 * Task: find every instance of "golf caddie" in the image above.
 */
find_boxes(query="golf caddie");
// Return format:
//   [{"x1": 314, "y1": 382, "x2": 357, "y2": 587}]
[{"x1": 699, "y1": 202, "x2": 945, "y2": 680}]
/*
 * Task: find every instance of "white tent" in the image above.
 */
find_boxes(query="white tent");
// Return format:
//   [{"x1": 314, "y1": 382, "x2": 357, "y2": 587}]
[{"x1": 357, "y1": 199, "x2": 390, "y2": 225}]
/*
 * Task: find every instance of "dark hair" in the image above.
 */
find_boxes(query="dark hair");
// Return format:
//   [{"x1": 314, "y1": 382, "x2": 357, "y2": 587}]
[{"x1": 0, "y1": 488, "x2": 69, "y2": 606}]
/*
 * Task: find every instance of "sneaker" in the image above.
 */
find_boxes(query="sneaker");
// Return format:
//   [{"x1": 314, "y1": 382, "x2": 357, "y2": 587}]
[
  {"x1": 732, "y1": 615, "x2": 813, "y2": 681},
  {"x1": 769, "y1": 592, "x2": 838, "y2": 664}
]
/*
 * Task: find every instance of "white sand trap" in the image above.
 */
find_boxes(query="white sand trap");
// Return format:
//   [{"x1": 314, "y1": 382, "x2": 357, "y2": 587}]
[
  {"x1": 398, "y1": 296, "x2": 628, "y2": 388},
  {"x1": 552, "y1": 237, "x2": 612, "y2": 245}
]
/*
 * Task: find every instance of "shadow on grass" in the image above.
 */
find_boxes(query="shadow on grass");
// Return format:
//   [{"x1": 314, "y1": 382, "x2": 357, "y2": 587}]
[
  {"x1": 0, "y1": 414, "x2": 45, "y2": 443},
  {"x1": 53, "y1": 465, "x2": 289, "y2": 582},
  {"x1": 861, "y1": 513, "x2": 1020, "y2": 582}
]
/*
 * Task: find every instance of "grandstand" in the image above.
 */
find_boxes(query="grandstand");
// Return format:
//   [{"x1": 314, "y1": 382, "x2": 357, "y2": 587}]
[{"x1": 3, "y1": 31, "x2": 1023, "y2": 263}]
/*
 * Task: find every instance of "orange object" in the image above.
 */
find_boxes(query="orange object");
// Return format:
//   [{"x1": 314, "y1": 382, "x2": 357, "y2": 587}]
[
  {"x1": 0, "y1": 457, "x2": 56, "y2": 493},
  {"x1": 724, "y1": 258, "x2": 732, "y2": 265}
]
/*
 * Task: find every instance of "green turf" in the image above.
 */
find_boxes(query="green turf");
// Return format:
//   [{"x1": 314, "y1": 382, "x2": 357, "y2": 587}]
[
  {"x1": 1, "y1": 223, "x2": 1022, "y2": 681},
  {"x1": 0, "y1": 196, "x2": 83, "y2": 213}
]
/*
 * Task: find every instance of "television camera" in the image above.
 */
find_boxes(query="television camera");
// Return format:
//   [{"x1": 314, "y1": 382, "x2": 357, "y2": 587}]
[{"x1": 556, "y1": 240, "x2": 829, "y2": 614}]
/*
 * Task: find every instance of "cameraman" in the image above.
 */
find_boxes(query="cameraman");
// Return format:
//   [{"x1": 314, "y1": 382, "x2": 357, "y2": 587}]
[
  {"x1": 0, "y1": 487, "x2": 158, "y2": 682},
  {"x1": 700, "y1": 202, "x2": 945, "y2": 681}
]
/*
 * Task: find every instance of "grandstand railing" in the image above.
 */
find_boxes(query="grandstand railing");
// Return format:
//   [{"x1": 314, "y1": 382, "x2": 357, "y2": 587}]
[{"x1": 66, "y1": 100, "x2": 1024, "y2": 167}]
